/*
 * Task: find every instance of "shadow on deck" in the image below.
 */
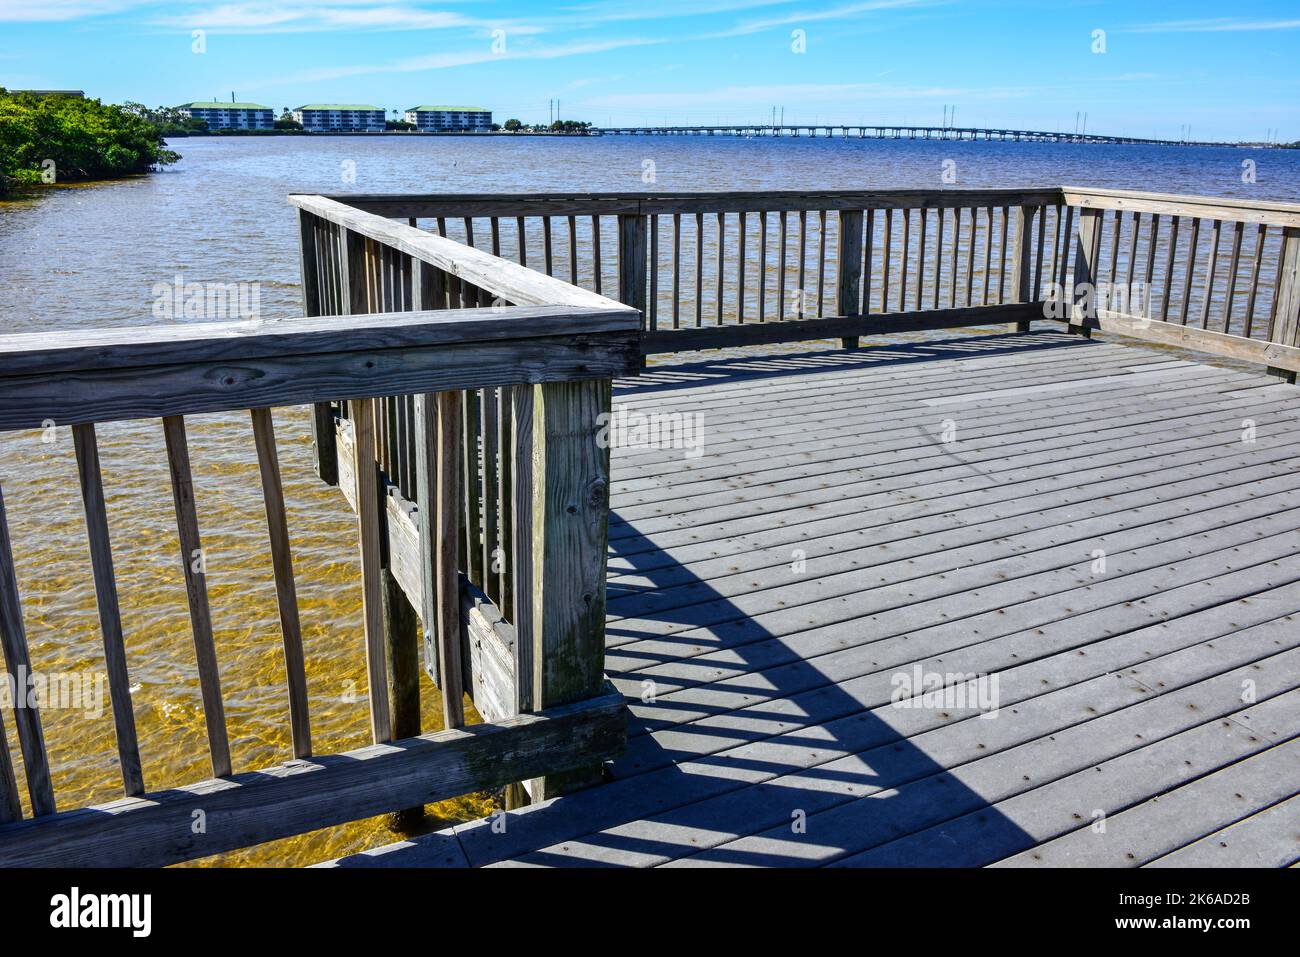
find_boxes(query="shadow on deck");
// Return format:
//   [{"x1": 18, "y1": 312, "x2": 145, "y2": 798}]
[{"x1": 329, "y1": 330, "x2": 1300, "y2": 868}]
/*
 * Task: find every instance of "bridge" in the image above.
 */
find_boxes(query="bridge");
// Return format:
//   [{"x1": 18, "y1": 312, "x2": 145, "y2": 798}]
[{"x1": 592, "y1": 124, "x2": 1235, "y2": 147}]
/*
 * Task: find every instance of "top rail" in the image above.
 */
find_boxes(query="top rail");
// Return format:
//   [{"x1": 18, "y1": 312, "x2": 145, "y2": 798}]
[
  {"x1": 0, "y1": 304, "x2": 641, "y2": 430},
  {"x1": 289, "y1": 194, "x2": 630, "y2": 310},
  {"x1": 321, "y1": 187, "x2": 1065, "y2": 219}
]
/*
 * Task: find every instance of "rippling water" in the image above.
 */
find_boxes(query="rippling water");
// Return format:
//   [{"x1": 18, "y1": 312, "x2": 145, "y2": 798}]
[{"x1": 0, "y1": 135, "x2": 1297, "y2": 866}]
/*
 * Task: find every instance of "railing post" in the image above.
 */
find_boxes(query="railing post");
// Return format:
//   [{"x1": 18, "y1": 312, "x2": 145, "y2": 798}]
[
  {"x1": 618, "y1": 213, "x2": 648, "y2": 367},
  {"x1": 836, "y1": 209, "x2": 864, "y2": 349},
  {"x1": 1267, "y1": 226, "x2": 1300, "y2": 384},
  {"x1": 527, "y1": 378, "x2": 612, "y2": 800},
  {"x1": 1008, "y1": 204, "x2": 1036, "y2": 332},
  {"x1": 297, "y1": 209, "x2": 338, "y2": 486},
  {"x1": 1069, "y1": 207, "x2": 1103, "y2": 338}
]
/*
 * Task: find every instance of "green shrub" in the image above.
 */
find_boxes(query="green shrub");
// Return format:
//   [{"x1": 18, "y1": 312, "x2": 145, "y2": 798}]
[{"x1": 0, "y1": 90, "x2": 179, "y2": 194}]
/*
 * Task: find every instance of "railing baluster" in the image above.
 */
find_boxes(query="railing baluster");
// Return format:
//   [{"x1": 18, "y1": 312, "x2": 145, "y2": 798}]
[
  {"x1": 649, "y1": 214, "x2": 659, "y2": 330},
  {"x1": 516, "y1": 216, "x2": 527, "y2": 266},
  {"x1": 250, "y1": 407, "x2": 312, "y2": 758},
  {"x1": 591, "y1": 215, "x2": 602, "y2": 295},
  {"x1": 350, "y1": 397, "x2": 393, "y2": 744},
  {"x1": 998, "y1": 206, "x2": 1011, "y2": 302},
  {"x1": 864, "y1": 208, "x2": 876, "y2": 313},
  {"x1": 933, "y1": 208, "x2": 945, "y2": 309},
  {"x1": 716, "y1": 211, "x2": 725, "y2": 325},
  {"x1": 568, "y1": 215, "x2": 578, "y2": 285},
  {"x1": 1159, "y1": 216, "x2": 1180, "y2": 320},
  {"x1": 759, "y1": 211, "x2": 768, "y2": 321},
  {"x1": 817, "y1": 209, "x2": 828, "y2": 317},
  {"x1": 436, "y1": 391, "x2": 466, "y2": 728},
  {"x1": 72, "y1": 423, "x2": 144, "y2": 796},
  {"x1": 836, "y1": 209, "x2": 863, "y2": 349},
  {"x1": 481, "y1": 388, "x2": 501, "y2": 606},
  {"x1": 1138, "y1": 214, "x2": 1158, "y2": 317},
  {"x1": 1222, "y1": 220, "x2": 1244, "y2": 332},
  {"x1": 162, "y1": 416, "x2": 231, "y2": 778},
  {"x1": 964, "y1": 206, "x2": 976, "y2": 306},
  {"x1": 737, "y1": 211, "x2": 746, "y2": 323},
  {"x1": 0, "y1": 483, "x2": 55, "y2": 815},
  {"x1": 951, "y1": 207, "x2": 962, "y2": 307},
  {"x1": 915, "y1": 207, "x2": 927, "y2": 311},
  {"x1": 797, "y1": 210, "x2": 808, "y2": 314},
  {"x1": 695, "y1": 212, "x2": 705, "y2": 326},
  {"x1": 1179, "y1": 218, "x2": 1200, "y2": 325},
  {"x1": 778, "y1": 210, "x2": 788, "y2": 320},
  {"x1": 543, "y1": 216, "x2": 553, "y2": 276},
  {"x1": 1033, "y1": 204, "x2": 1047, "y2": 298},
  {"x1": 1244, "y1": 223, "x2": 1267, "y2": 338},
  {"x1": 1199, "y1": 219, "x2": 1222, "y2": 329},
  {"x1": 0, "y1": 708, "x2": 19, "y2": 823},
  {"x1": 899, "y1": 208, "x2": 911, "y2": 311},
  {"x1": 672, "y1": 213, "x2": 682, "y2": 328}
]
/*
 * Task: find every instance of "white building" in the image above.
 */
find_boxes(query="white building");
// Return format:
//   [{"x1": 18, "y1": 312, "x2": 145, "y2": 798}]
[
  {"x1": 292, "y1": 104, "x2": 386, "y2": 133},
  {"x1": 179, "y1": 101, "x2": 274, "y2": 130},
  {"x1": 403, "y1": 105, "x2": 493, "y2": 132}
]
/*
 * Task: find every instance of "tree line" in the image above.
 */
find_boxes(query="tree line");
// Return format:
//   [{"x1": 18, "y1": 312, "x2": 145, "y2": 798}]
[{"x1": 0, "y1": 90, "x2": 179, "y2": 195}]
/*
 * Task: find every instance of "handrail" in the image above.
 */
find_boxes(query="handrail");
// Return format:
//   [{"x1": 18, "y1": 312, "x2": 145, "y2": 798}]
[{"x1": 0, "y1": 263, "x2": 637, "y2": 863}]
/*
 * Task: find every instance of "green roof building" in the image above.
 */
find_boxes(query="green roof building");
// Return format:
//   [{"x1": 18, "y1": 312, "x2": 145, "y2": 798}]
[
  {"x1": 179, "y1": 101, "x2": 274, "y2": 130},
  {"x1": 292, "y1": 104, "x2": 387, "y2": 132},
  {"x1": 404, "y1": 105, "x2": 493, "y2": 132}
]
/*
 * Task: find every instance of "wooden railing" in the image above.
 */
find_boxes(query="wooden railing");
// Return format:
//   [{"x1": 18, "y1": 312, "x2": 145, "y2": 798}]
[
  {"x1": 0, "y1": 220, "x2": 639, "y2": 865},
  {"x1": 330, "y1": 187, "x2": 1300, "y2": 378},
  {"x1": 1056, "y1": 187, "x2": 1300, "y2": 381}
]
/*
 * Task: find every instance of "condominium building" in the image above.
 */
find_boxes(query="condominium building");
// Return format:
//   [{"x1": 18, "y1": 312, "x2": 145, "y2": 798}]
[
  {"x1": 403, "y1": 105, "x2": 493, "y2": 132},
  {"x1": 179, "y1": 101, "x2": 274, "y2": 130},
  {"x1": 292, "y1": 104, "x2": 386, "y2": 132}
]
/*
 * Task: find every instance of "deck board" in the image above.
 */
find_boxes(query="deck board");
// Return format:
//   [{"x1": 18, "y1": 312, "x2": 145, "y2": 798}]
[{"x1": 328, "y1": 330, "x2": 1300, "y2": 868}]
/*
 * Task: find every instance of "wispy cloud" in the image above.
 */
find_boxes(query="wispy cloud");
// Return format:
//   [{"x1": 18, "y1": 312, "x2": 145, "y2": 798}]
[
  {"x1": 0, "y1": 0, "x2": 144, "y2": 20},
  {"x1": 713, "y1": 0, "x2": 940, "y2": 37},
  {"x1": 580, "y1": 79, "x2": 1033, "y2": 110},
  {"x1": 245, "y1": 34, "x2": 666, "y2": 87},
  {"x1": 1128, "y1": 17, "x2": 1300, "y2": 33},
  {"x1": 151, "y1": 3, "x2": 544, "y2": 35}
]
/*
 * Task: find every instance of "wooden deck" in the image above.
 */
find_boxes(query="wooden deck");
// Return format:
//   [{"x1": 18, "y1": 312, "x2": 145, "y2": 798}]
[{"x1": 328, "y1": 329, "x2": 1300, "y2": 868}]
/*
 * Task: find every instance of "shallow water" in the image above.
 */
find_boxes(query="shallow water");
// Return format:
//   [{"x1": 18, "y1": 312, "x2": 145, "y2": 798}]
[{"x1": 0, "y1": 135, "x2": 1297, "y2": 866}]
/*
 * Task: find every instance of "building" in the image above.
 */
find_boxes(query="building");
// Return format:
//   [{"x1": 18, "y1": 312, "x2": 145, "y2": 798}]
[
  {"x1": 178, "y1": 101, "x2": 274, "y2": 130},
  {"x1": 293, "y1": 104, "x2": 386, "y2": 133},
  {"x1": 13, "y1": 90, "x2": 84, "y2": 99},
  {"x1": 403, "y1": 106, "x2": 493, "y2": 132}
]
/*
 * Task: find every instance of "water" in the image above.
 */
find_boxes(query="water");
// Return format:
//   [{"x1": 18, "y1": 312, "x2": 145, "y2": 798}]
[{"x1": 0, "y1": 135, "x2": 1297, "y2": 866}]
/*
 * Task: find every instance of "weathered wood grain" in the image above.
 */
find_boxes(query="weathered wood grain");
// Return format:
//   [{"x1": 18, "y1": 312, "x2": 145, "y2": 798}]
[
  {"x1": 71, "y1": 423, "x2": 144, "y2": 797},
  {"x1": 161, "y1": 415, "x2": 231, "y2": 778},
  {"x1": 0, "y1": 689, "x2": 625, "y2": 868},
  {"x1": 0, "y1": 484, "x2": 55, "y2": 816}
]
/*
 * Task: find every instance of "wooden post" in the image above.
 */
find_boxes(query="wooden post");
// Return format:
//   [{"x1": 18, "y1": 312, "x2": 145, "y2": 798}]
[
  {"x1": 1267, "y1": 226, "x2": 1300, "y2": 384},
  {"x1": 436, "y1": 391, "x2": 466, "y2": 730},
  {"x1": 1008, "y1": 204, "x2": 1036, "y2": 332},
  {"x1": 836, "y1": 210, "x2": 864, "y2": 349},
  {"x1": 505, "y1": 383, "x2": 535, "y2": 811},
  {"x1": 528, "y1": 379, "x2": 611, "y2": 800},
  {"x1": 351, "y1": 397, "x2": 393, "y2": 744},
  {"x1": 618, "y1": 214, "x2": 648, "y2": 366},
  {"x1": 1069, "y1": 207, "x2": 1103, "y2": 337},
  {"x1": 298, "y1": 209, "x2": 339, "y2": 486},
  {"x1": 382, "y1": 566, "x2": 423, "y2": 829}
]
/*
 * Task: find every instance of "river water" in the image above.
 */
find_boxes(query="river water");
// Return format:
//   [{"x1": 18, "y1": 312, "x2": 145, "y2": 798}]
[{"x1": 0, "y1": 135, "x2": 1297, "y2": 866}]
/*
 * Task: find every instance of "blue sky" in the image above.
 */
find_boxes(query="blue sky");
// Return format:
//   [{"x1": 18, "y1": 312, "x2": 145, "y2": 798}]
[{"x1": 2, "y1": 1, "x2": 1298, "y2": 140}]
